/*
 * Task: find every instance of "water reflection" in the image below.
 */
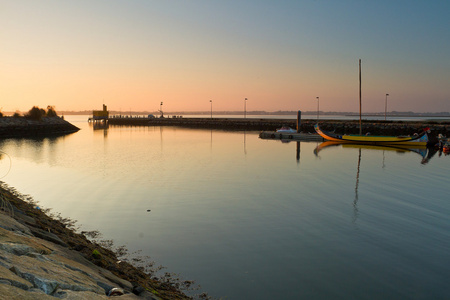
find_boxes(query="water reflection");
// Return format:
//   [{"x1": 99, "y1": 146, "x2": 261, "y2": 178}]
[
  {"x1": 3, "y1": 121, "x2": 450, "y2": 300},
  {"x1": 314, "y1": 141, "x2": 437, "y2": 164},
  {"x1": 314, "y1": 141, "x2": 440, "y2": 224},
  {"x1": 0, "y1": 135, "x2": 72, "y2": 166},
  {"x1": 353, "y1": 148, "x2": 361, "y2": 223},
  {"x1": 90, "y1": 121, "x2": 109, "y2": 137},
  {"x1": 243, "y1": 131, "x2": 247, "y2": 155},
  {"x1": 0, "y1": 151, "x2": 12, "y2": 179}
]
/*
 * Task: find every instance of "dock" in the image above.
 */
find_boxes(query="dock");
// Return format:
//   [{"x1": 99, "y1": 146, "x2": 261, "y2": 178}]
[{"x1": 86, "y1": 113, "x2": 450, "y2": 140}]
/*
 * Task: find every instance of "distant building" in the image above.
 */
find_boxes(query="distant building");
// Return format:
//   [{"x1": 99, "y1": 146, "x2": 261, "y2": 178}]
[{"x1": 93, "y1": 104, "x2": 109, "y2": 120}]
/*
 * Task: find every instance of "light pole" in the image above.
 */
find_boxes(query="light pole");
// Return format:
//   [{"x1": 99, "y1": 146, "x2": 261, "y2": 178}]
[
  {"x1": 210, "y1": 100, "x2": 212, "y2": 119},
  {"x1": 384, "y1": 94, "x2": 389, "y2": 121},
  {"x1": 316, "y1": 97, "x2": 320, "y2": 123},
  {"x1": 244, "y1": 98, "x2": 248, "y2": 119}
]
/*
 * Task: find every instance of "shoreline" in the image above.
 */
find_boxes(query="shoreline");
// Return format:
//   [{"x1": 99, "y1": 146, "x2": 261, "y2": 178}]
[{"x1": 0, "y1": 184, "x2": 192, "y2": 299}]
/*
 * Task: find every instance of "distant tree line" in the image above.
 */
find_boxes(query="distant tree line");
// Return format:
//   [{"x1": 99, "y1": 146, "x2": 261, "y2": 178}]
[{"x1": 0, "y1": 106, "x2": 58, "y2": 120}]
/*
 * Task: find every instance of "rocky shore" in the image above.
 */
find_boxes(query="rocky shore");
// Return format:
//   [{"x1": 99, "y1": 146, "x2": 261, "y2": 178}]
[
  {"x1": 0, "y1": 117, "x2": 80, "y2": 138},
  {"x1": 0, "y1": 185, "x2": 192, "y2": 299}
]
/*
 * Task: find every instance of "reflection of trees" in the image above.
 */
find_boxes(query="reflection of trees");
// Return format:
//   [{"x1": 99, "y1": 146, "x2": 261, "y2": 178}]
[{"x1": 0, "y1": 135, "x2": 69, "y2": 166}]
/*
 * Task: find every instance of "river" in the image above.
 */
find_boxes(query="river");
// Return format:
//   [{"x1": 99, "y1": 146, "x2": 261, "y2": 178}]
[{"x1": 1, "y1": 115, "x2": 449, "y2": 299}]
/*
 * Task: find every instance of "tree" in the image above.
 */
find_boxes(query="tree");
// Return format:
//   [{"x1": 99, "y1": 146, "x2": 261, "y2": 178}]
[
  {"x1": 25, "y1": 106, "x2": 46, "y2": 121},
  {"x1": 47, "y1": 105, "x2": 58, "y2": 117}
]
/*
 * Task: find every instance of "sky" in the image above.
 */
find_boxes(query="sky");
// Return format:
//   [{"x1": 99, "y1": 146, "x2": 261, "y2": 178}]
[{"x1": 1, "y1": 0, "x2": 449, "y2": 113}]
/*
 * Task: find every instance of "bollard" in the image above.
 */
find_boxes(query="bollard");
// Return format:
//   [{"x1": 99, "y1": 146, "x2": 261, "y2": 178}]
[{"x1": 296, "y1": 110, "x2": 301, "y2": 133}]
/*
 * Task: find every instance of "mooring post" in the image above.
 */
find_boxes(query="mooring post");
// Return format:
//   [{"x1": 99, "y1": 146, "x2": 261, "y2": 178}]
[{"x1": 297, "y1": 110, "x2": 302, "y2": 133}]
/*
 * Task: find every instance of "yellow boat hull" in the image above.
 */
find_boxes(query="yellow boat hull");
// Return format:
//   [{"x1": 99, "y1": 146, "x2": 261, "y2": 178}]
[{"x1": 314, "y1": 124, "x2": 429, "y2": 146}]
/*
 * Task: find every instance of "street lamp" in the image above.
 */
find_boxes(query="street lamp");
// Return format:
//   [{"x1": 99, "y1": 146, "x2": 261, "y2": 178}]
[
  {"x1": 210, "y1": 100, "x2": 212, "y2": 119},
  {"x1": 384, "y1": 94, "x2": 389, "y2": 121},
  {"x1": 244, "y1": 98, "x2": 248, "y2": 119},
  {"x1": 316, "y1": 97, "x2": 320, "y2": 123}
]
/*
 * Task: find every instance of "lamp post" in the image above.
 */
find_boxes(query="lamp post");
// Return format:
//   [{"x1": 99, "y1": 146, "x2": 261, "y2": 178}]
[
  {"x1": 210, "y1": 100, "x2": 212, "y2": 119},
  {"x1": 384, "y1": 94, "x2": 389, "y2": 121},
  {"x1": 160, "y1": 102, "x2": 163, "y2": 117},
  {"x1": 316, "y1": 97, "x2": 320, "y2": 123},
  {"x1": 244, "y1": 98, "x2": 248, "y2": 119}
]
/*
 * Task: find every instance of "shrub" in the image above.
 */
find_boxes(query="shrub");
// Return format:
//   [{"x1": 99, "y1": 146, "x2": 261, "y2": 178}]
[
  {"x1": 13, "y1": 112, "x2": 21, "y2": 118},
  {"x1": 47, "y1": 105, "x2": 58, "y2": 117},
  {"x1": 25, "y1": 106, "x2": 46, "y2": 121},
  {"x1": 92, "y1": 249, "x2": 102, "y2": 259}
]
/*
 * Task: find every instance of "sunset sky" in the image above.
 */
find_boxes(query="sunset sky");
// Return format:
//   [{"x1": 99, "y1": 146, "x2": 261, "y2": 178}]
[{"x1": 1, "y1": 1, "x2": 449, "y2": 113}]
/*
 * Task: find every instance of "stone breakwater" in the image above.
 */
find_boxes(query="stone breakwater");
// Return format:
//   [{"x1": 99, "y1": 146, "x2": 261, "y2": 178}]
[
  {"x1": 0, "y1": 117, "x2": 80, "y2": 138},
  {"x1": 108, "y1": 117, "x2": 450, "y2": 138},
  {"x1": 0, "y1": 186, "x2": 190, "y2": 299}
]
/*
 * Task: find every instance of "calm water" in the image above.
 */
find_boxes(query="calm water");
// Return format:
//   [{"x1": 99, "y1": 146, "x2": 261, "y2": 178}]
[{"x1": 1, "y1": 116, "x2": 449, "y2": 299}]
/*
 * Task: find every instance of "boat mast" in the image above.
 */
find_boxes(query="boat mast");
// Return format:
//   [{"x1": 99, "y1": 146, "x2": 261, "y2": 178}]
[{"x1": 359, "y1": 59, "x2": 362, "y2": 135}]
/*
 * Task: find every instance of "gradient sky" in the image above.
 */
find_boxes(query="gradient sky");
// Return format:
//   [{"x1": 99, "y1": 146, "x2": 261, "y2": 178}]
[{"x1": 1, "y1": 1, "x2": 449, "y2": 113}]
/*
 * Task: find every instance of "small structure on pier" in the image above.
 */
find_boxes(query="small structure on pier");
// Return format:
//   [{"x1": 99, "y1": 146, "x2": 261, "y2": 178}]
[{"x1": 90, "y1": 104, "x2": 109, "y2": 122}]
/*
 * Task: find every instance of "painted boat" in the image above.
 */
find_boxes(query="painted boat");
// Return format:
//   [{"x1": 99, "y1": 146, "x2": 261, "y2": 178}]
[
  {"x1": 314, "y1": 124, "x2": 429, "y2": 146},
  {"x1": 443, "y1": 143, "x2": 450, "y2": 153}
]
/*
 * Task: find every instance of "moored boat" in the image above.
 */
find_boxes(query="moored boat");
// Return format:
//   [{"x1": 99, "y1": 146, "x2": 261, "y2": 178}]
[
  {"x1": 276, "y1": 126, "x2": 296, "y2": 133},
  {"x1": 314, "y1": 124, "x2": 429, "y2": 146},
  {"x1": 443, "y1": 143, "x2": 450, "y2": 153}
]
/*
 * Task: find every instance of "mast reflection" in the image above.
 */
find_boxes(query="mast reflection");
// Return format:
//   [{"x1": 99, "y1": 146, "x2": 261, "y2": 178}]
[
  {"x1": 353, "y1": 148, "x2": 361, "y2": 223},
  {"x1": 314, "y1": 141, "x2": 438, "y2": 223}
]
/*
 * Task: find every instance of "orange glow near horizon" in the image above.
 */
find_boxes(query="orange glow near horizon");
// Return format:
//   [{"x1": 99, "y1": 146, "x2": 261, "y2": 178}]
[{"x1": 1, "y1": 2, "x2": 449, "y2": 114}]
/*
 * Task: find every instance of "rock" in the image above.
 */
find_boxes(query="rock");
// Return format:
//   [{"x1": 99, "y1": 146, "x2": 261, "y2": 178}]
[
  {"x1": 0, "y1": 212, "x2": 32, "y2": 236},
  {"x1": 0, "y1": 216, "x2": 127, "y2": 298},
  {"x1": 108, "y1": 287, "x2": 124, "y2": 296},
  {"x1": 0, "y1": 265, "x2": 34, "y2": 290},
  {"x1": 132, "y1": 284, "x2": 161, "y2": 299},
  {"x1": 0, "y1": 187, "x2": 191, "y2": 300},
  {"x1": 28, "y1": 226, "x2": 68, "y2": 247},
  {"x1": 0, "y1": 284, "x2": 54, "y2": 300}
]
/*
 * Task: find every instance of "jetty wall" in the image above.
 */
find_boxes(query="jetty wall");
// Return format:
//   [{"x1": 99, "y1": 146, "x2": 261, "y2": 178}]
[
  {"x1": 0, "y1": 117, "x2": 79, "y2": 138},
  {"x1": 108, "y1": 117, "x2": 450, "y2": 137}
]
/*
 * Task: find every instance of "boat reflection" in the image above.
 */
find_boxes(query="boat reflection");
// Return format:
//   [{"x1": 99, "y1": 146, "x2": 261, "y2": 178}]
[
  {"x1": 314, "y1": 141, "x2": 439, "y2": 224},
  {"x1": 314, "y1": 141, "x2": 437, "y2": 164}
]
